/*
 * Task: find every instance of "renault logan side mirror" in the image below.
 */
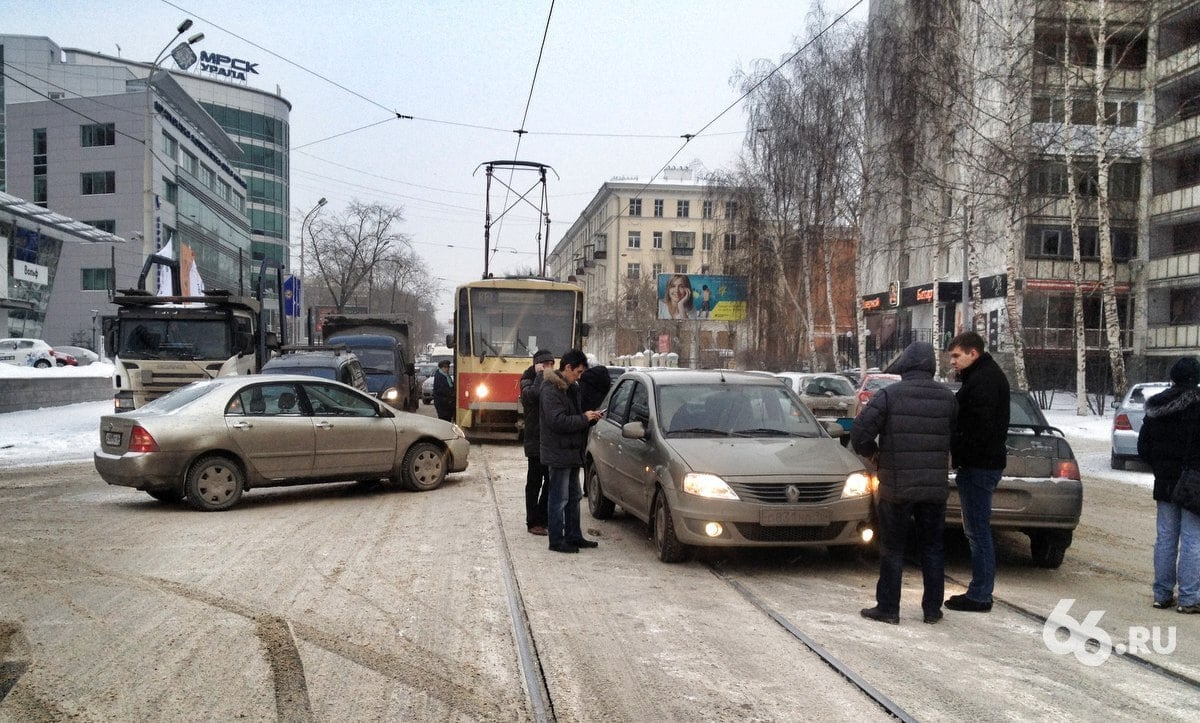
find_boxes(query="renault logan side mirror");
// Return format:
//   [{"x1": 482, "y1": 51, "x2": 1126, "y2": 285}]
[
  {"x1": 622, "y1": 421, "x2": 647, "y2": 439},
  {"x1": 824, "y1": 421, "x2": 847, "y2": 438}
]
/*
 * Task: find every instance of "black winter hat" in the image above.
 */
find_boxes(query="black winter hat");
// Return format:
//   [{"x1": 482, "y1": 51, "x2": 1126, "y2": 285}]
[
  {"x1": 1170, "y1": 356, "x2": 1200, "y2": 386},
  {"x1": 532, "y1": 349, "x2": 555, "y2": 365}
]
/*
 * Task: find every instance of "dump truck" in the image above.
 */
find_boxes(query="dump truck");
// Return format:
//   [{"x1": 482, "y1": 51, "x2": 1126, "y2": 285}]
[{"x1": 321, "y1": 314, "x2": 418, "y2": 411}]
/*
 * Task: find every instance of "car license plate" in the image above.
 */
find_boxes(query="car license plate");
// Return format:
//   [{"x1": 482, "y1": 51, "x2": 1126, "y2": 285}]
[
  {"x1": 761, "y1": 508, "x2": 824, "y2": 526},
  {"x1": 105, "y1": 431, "x2": 122, "y2": 447}
]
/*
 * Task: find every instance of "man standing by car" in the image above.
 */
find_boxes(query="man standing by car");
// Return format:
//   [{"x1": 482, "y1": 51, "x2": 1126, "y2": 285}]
[
  {"x1": 945, "y1": 331, "x2": 1010, "y2": 614},
  {"x1": 432, "y1": 359, "x2": 455, "y2": 423},
  {"x1": 520, "y1": 349, "x2": 555, "y2": 536},
  {"x1": 852, "y1": 342, "x2": 957, "y2": 625},
  {"x1": 540, "y1": 349, "x2": 603, "y2": 553}
]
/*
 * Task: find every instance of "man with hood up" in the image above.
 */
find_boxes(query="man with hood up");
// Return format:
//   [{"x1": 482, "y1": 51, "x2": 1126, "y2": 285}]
[
  {"x1": 851, "y1": 342, "x2": 958, "y2": 625},
  {"x1": 1137, "y1": 356, "x2": 1200, "y2": 614}
]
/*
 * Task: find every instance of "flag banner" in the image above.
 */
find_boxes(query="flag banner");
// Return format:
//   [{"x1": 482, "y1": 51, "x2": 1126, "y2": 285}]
[
  {"x1": 283, "y1": 275, "x2": 301, "y2": 318},
  {"x1": 155, "y1": 236, "x2": 175, "y2": 296},
  {"x1": 181, "y1": 244, "x2": 204, "y2": 297}
]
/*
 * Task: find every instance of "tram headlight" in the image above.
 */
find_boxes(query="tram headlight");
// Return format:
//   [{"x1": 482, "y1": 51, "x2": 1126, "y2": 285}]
[{"x1": 474, "y1": 383, "x2": 489, "y2": 400}]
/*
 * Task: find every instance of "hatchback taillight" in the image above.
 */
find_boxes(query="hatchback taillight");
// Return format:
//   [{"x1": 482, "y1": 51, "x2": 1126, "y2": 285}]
[
  {"x1": 129, "y1": 426, "x2": 159, "y2": 453},
  {"x1": 1113, "y1": 413, "x2": 1132, "y2": 431},
  {"x1": 1055, "y1": 460, "x2": 1080, "y2": 480},
  {"x1": 858, "y1": 391, "x2": 870, "y2": 403}
]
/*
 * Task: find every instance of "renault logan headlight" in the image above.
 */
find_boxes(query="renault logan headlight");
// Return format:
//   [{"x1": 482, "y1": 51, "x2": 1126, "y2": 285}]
[
  {"x1": 841, "y1": 471, "x2": 873, "y2": 498},
  {"x1": 682, "y1": 473, "x2": 739, "y2": 500}
]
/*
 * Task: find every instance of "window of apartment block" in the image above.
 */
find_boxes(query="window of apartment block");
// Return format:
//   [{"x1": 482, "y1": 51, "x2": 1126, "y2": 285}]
[
  {"x1": 80, "y1": 171, "x2": 115, "y2": 195},
  {"x1": 80, "y1": 122, "x2": 115, "y2": 147},
  {"x1": 1110, "y1": 163, "x2": 1141, "y2": 199},
  {"x1": 628, "y1": 198, "x2": 642, "y2": 216},
  {"x1": 163, "y1": 178, "x2": 178, "y2": 204},
  {"x1": 1170, "y1": 288, "x2": 1200, "y2": 324},
  {"x1": 1031, "y1": 97, "x2": 1066, "y2": 123},
  {"x1": 627, "y1": 262, "x2": 641, "y2": 279},
  {"x1": 677, "y1": 200, "x2": 689, "y2": 218},
  {"x1": 628, "y1": 230, "x2": 641, "y2": 248},
  {"x1": 702, "y1": 233, "x2": 713, "y2": 251},
  {"x1": 81, "y1": 267, "x2": 115, "y2": 291},
  {"x1": 84, "y1": 220, "x2": 116, "y2": 233},
  {"x1": 653, "y1": 199, "x2": 664, "y2": 217},
  {"x1": 723, "y1": 233, "x2": 738, "y2": 250},
  {"x1": 674, "y1": 264, "x2": 688, "y2": 274},
  {"x1": 161, "y1": 131, "x2": 178, "y2": 160},
  {"x1": 1104, "y1": 100, "x2": 1138, "y2": 127},
  {"x1": 182, "y1": 149, "x2": 198, "y2": 176},
  {"x1": 671, "y1": 231, "x2": 695, "y2": 251},
  {"x1": 652, "y1": 231, "x2": 663, "y2": 249},
  {"x1": 1029, "y1": 162, "x2": 1067, "y2": 195},
  {"x1": 702, "y1": 199, "x2": 714, "y2": 219},
  {"x1": 652, "y1": 263, "x2": 663, "y2": 276},
  {"x1": 725, "y1": 201, "x2": 738, "y2": 219},
  {"x1": 700, "y1": 265, "x2": 711, "y2": 274}
]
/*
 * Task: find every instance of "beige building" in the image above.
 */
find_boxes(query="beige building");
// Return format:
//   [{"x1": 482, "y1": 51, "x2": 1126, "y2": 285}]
[{"x1": 547, "y1": 166, "x2": 740, "y2": 365}]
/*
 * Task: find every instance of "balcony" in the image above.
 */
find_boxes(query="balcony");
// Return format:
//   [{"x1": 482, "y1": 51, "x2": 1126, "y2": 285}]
[
  {"x1": 1023, "y1": 327, "x2": 1133, "y2": 351},
  {"x1": 1157, "y1": 43, "x2": 1200, "y2": 84},
  {"x1": 1147, "y1": 323, "x2": 1200, "y2": 350},
  {"x1": 1146, "y1": 251, "x2": 1200, "y2": 282},
  {"x1": 1154, "y1": 114, "x2": 1200, "y2": 152},
  {"x1": 1033, "y1": 65, "x2": 1144, "y2": 93},
  {"x1": 671, "y1": 246, "x2": 695, "y2": 257},
  {"x1": 1150, "y1": 183, "x2": 1200, "y2": 218}
]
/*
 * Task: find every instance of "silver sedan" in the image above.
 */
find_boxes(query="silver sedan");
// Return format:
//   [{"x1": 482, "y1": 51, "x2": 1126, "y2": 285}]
[{"x1": 95, "y1": 374, "x2": 469, "y2": 511}]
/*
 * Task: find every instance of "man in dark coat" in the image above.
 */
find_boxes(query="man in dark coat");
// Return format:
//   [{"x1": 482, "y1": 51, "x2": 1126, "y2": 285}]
[
  {"x1": 1137, "y1": 356, "x2": 1200, "y2": 613},
  {"x1": 579, "y1": 364, "x2": 613, "y2": 412},
  {"x1": 540, "y1": 349, "x2": 603, "y2": 553},
  {"x1": 851, "y1": 341, "x2": 957, "y2": 624},
  {"x1": 520, "y1": 349, "x2": 555, "y2": 535},
  {"x1": 945, "y1": 331, "x2": 1010, "y2": 613},
  {"x1": 432, "y1": 359, "x2": 455, "y2": 423}
]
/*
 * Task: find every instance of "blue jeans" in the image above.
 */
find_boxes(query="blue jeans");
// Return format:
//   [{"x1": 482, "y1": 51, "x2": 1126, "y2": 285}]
[
  {"x1": 1155, "y1": 500, "x2": 1200, "y2": 606},
  {"x1": 874, "y1": 498, "x2": 946, "y2": 617},
  {"x1": 547, "y1": 466, "x2": 583, "y2": 547},
  {"x1": 957, "y1": 467, "x2": 1002, "y2": 603}
]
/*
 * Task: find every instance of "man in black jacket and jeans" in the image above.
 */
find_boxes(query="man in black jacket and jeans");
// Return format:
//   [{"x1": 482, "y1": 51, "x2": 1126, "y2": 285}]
[
  {"x1": 520, "y1": 349, "x2": 555, "y2": 535},
  {"x1": 945, "y1": 331, "x2": 1010, "y2": 613},
  {"x1": 540, "y1": 349, "x2": 603, "y2": 553},
  {"x1": 852, "y1": 342, "x2": 957, "y2": 624}
]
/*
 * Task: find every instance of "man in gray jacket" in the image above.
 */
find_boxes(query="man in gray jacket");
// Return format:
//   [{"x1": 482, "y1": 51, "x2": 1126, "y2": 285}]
[{"x1": 851, "y1": 342, "x2": 958, "y2": 624}]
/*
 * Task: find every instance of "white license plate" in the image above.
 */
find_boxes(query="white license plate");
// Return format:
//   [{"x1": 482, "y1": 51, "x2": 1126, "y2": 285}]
[
  {"x1": 105, "y1": 431, "x2": 122, "y2": 446},
  {"x1": 760, "y1": 508, "x2": 825, "y2": 526}
]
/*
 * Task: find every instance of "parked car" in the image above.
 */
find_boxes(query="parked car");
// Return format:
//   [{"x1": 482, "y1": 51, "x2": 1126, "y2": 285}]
[
  {"x1": 50, "y1": 349, "x2": 78, "y2": 366},
  {"x1": 421, "y1": 374, "x2": 436, "y2": 405},
  {"x1": 1110, "y1": 382, "x2": 1171, "y2": 470},
  {"x1": 854, "y1": 372, "x2": 900, "y2": 416},
  {"x1": 53, "y1": 345, "x2": 100, "y2": 366},
  {"x1": 414, "y1": 362, "x2": 439, "y2": 393},
  {"x1": 945, "y1": 388, "x2": 1082, "y2": 568},
  {"x1": 94, "y1": 375, "x2": 470, "y2": 511},
  {"x1": 0, "y1": 338, "x2": 56, "y2": 368},
  {"x1": 776, "y1": 372, "x2": 857, "y2": 430},
  {"x1": 584, "y1": 369, "x2": 875, "y2": 562},
  {"x1": 261, "y1": 345, "x2": 369, "y2": 394}
]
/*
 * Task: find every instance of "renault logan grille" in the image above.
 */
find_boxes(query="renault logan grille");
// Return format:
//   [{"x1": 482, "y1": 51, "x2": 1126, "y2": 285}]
[{"x1": 726, "y1": 480, "x2": 844, "y2": 504}]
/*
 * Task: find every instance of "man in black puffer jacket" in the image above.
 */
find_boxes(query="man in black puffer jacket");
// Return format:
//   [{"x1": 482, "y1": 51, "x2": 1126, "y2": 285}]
[
  {"x1": 945, "y1": 331, "x2": 1010, "y2": 614},
  {"x1": 540, "y1": 349, "x2": 604, "y2": 553},
  {"x1": 852, "y1": 341, "x2": 957, "y2": 625}
]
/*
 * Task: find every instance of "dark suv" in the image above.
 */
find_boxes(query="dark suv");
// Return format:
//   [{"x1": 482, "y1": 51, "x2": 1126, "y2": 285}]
[
  {"x1": 945, "y1": 389, "x2": 1082, "y2": 569},
  {"x1": 261, "y1": 345, "x2": 369, "y2": 393}
]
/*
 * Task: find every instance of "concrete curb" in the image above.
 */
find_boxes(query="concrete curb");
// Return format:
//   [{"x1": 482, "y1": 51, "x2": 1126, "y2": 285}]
[{"x1": 0, "y1": 378, "x2": 113, "y2": 414}]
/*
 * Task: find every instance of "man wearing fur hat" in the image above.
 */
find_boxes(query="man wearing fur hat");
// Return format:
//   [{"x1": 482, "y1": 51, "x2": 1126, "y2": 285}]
[
  {"x1": 1138, "y1": 356, "x2": 1200, "y2": 614},
  {"x1": 539, "y1": 349, "x2": 603, "y2": 553}
]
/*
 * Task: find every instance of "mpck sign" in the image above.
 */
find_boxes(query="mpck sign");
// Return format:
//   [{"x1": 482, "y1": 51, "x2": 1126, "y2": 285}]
[{"x1": 198, "y1": 51, "x2": 260, "y2": 81}]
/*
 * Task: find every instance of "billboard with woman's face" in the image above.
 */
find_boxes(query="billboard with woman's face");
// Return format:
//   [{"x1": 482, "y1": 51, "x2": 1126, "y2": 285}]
[{"x1": 657, "y1": 273, "x2": 748, "y2": 321}]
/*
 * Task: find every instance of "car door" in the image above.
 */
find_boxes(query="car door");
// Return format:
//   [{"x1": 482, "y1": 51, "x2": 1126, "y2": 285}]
[
  {"x1": 224, "y1": 382, "x2": 315, "y2": 480},
  {"x1": 300, "y1": 381, "x2": 398, "y2": 477},
  {"x1": 620, "y1": 381, "x2": 658, "y2": 516},
  {"x1": 592, "y1": 380, "x2": 635, "y2": 506}
]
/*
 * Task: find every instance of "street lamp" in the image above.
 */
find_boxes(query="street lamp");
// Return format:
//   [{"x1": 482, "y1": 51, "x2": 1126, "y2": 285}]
[
  {"x1": 297, "y1": 197, "x2": 327, "y2": 343},
  {"x1": 142, "y1": 20, "x2": 203, "y2": 267}
]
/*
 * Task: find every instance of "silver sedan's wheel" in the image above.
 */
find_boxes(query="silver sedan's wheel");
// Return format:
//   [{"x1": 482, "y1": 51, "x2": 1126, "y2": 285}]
[
  {"x1": 652, "y1": 492, "x2": 691, "y2": 563},
  {"x1": 587, "y1": 463, "x2": 615, "y2": 519},
  {"x1": 185, "y1": 455, "x2": 244, "y2": 511},
  {"x1": 401, "y1": 442, "x2": 447, "y2": 491}
]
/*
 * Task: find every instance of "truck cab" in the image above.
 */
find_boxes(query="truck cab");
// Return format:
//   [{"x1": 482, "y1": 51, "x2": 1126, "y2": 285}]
[{"x1": 323, "y1": 316, "x2": 418, "y2": 411}]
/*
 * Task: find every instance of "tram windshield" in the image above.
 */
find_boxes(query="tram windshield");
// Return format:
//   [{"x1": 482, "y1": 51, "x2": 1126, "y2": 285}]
[{"x1": 467, "y1": 288, "x2": 577, "y2": 357}]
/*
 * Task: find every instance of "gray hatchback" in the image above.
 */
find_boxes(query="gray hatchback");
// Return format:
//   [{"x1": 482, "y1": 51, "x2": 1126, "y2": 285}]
[{"x1": 1110, "y1": 382, "x2": 1171, "y2": 470}]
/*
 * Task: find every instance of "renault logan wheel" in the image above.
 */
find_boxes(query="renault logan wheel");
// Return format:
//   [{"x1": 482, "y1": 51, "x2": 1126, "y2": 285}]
[
  {"x1": 186, "y1": 455, "x2": 244, "y2": 511},
  {"x1": 652, "y1": 491, "x2": 691, "y2": 563},
  {"x1": 1029, "y1": 529, "x2": 1072, "y2": 569},
  {"x1": 400, "y1": 442, "x2": 447, "y2": 491},
  {"x1": 586, "y1": 463, "x2": 615, "y2": 519}
]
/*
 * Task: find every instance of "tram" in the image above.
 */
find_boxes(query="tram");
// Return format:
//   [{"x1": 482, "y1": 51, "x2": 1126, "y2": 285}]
[{"x1": 449, "y1": 277, "x2": 588, "y2": 439}]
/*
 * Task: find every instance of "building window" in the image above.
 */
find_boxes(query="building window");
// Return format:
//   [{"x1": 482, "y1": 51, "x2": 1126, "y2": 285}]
[
  {"x1": 723, "y1": 233, "x2": 738, "y2": 250},
  {"x1": 725, "y1": 201, "x2": 738, "y2": 219},
  {"x1": 628, "y1": 231, "x2": 641, "y2": 248},
  {"x1": 84, "y1": 220, "x2": 116, "y2": 233},
  {"x1": 675, "y1": 264, "x2": 688, "y2": 274},
  {"x1": 677, "y1": 200, "x2": 690, "y2": 218},
  {"x1": 652, "y1": 231, "x2": 663, "y2": 249},
  {"x1": 80, "y1": 171, "x2": 115, "y2": 195},
  {"x1": 671, "y1": 231, "x2": 695, "y2": 254},
  {"x1": 163, "y1": 179, "x2": 178, "y2": 204},
  {"x1": 199, "y1": 164, "x2": 215, "y2": 189},
  {"x1": 652, "y1": 263, "x2": 663, "y2": 276},
  {"x1": 1031, "y1": 97, "x2": 1067, "y2": 123},
  {"x1": 700, "y1": 265, "x2": 711, "y2": 274},
  {"x1": 1110, "y1": 163, "x2": 1141, "y2": 199},
  {"x1": 182, "y1": 149, "x2": 198, "y2": 176},
  {"x1": 702, "y1": 233, "x2": 713, "y2": 251},
  {"x1": 81, "y1": 267, "x2": 114, "y2": 291},
  {"x1": 1029, "y1": 161, "x2": 1068, "y2": 195},
  {"x1": 33, "y1": 128, "x2": 48, "y2": 206},
  {"x1": 81, "y1": 123, "x2": 116, "y2": 147},
  {"x1": 161, "y1": 131, "x2": 178, "y2": 160},
  {"x1": 703, "y1": 199, "x2": 714, "y2": 219},
  {"x1": 628, "y1": 198, "x2": 642, "y2": 216},
  {"x1": 627, "y1": 262, "x2": 641, "y2": 279},
  {"x1": 218, "y1": 178, "x2": 233, "y2": 202},
  {"x1": 653, "y1": 199, "x2": 664, "y2": 217}
]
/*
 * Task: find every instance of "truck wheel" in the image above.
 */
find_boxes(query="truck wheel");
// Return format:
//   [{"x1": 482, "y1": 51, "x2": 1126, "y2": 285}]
[
  {"x1": 1029, "y1": 529, "x2": 1072, "y2": 569},
  {"x1": 186, "y1": 455, "x2": 245, "y2": 511},
  {"x1": 400, "y1": 442, "x2": 447, "y2": 491}
]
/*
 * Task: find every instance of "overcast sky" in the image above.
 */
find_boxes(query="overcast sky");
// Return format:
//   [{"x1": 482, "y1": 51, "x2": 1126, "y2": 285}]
[{"x1": 7, "y1": 0, "x2": 867, "y2": 324}]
